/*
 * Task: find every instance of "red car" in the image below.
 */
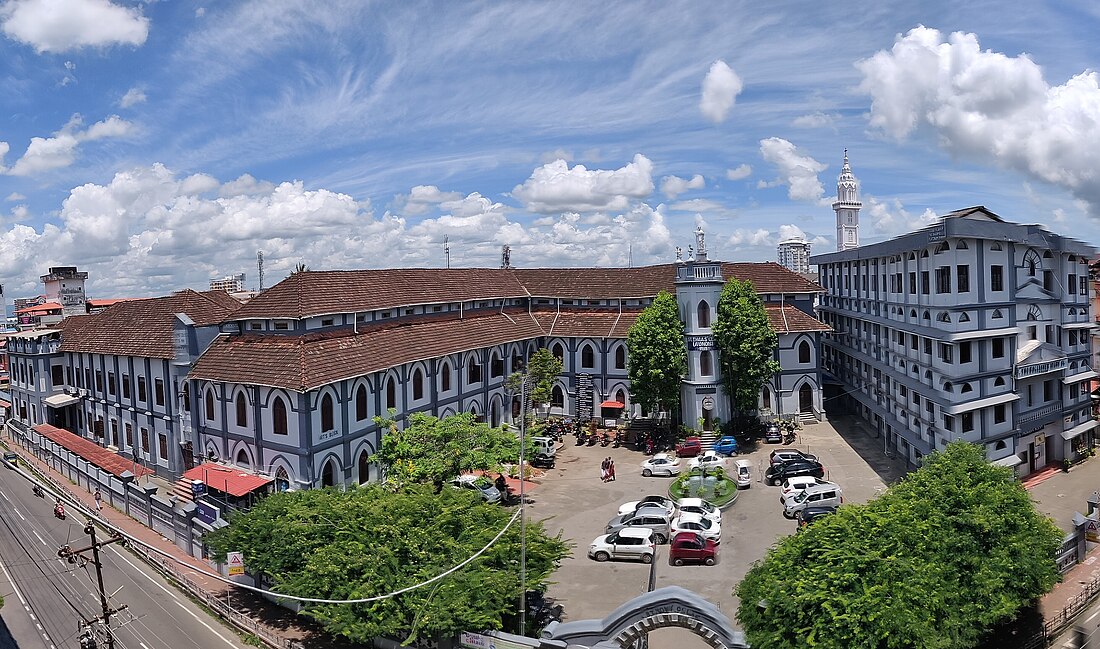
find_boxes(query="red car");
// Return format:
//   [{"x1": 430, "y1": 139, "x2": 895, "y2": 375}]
[
  {"x1": 675, "y1": 436, "x2": 703, "y2": 457},
  {"x1": 668, "y1": 532, "x2": 718, "y2": 566}
]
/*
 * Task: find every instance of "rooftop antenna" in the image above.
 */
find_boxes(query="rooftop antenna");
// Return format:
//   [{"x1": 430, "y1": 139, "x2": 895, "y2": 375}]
[
  {"x1": 628, "y1": 243, "x2": 633, "y2": 268},
  {"x1": 501, "y1": 244, "x2": 512, "y2": 269},
  {"x1": 444, "y1": 235, "x2": 451, "y2": 269},
  {"x1": 257, "y1": 250, "x2": 265, "y2": 291}
]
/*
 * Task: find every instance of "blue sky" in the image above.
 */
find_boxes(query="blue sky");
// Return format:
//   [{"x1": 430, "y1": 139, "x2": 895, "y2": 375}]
[{"x1": 0, "y1": 0, "x2": 1099, "y2": 299}]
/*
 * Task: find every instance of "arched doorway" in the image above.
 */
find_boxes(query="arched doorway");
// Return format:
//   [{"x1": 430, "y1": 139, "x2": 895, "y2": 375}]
[
  {"x1": 320, "y1": 459, "x2": 336, "y2": 488},
  {"x1": 799, "y1": 384, "x2": 814, "y2": 414},
  {"x1": 357, "y1": 450, "x2": 370, "y2": 485},
  {"x1": 274, "y1": 466, "x2": 290, "y2": 492}
]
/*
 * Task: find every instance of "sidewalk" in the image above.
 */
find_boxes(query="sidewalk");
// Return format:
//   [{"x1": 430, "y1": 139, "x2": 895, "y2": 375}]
[
  {"x1": 4, "y1": 440, "x2": 361, "y2": 649},
  {"x1": 1042, "y1": 548, "x2": 1100, "y2": 619}
]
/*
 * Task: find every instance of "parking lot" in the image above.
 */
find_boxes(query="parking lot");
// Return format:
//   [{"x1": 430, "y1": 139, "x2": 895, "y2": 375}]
[{"x1": 524, "y1": 417, "x2": 906, "y2": 642}]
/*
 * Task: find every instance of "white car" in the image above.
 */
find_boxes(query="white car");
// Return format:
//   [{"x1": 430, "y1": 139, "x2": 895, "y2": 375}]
[
  {"x1": 676, "y1": 497, "x2": 721, "y2": 525},
  {"x1": 734, "y1": 459, "x2": 753, "y2": 489},
  {"x1": 451, "y1": 474, "x2": 502, "y2": 504},
  {"x1": 688, "y1": 451, "x2": 727, "y2": 472},
  {"x1": 641, "y1": 453, "x2": 681, "y2": 477},
  {"x1": 619, "y1": 495, "x2": 677, "y2": 518},
  {"x1": 588, "y1": 527, "x2": 656, "y2": 563},
  {"x1": 671, "y1": 512, "x2": 721, "y2": 542},
  {"x1": 780, "y1": 477, "x2": 836, "y2": 505}
]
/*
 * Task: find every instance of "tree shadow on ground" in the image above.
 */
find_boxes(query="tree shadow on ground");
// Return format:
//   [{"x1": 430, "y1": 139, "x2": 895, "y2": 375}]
[{"x1": 824, "y1": 413, "x2": 910, "y2": 486}]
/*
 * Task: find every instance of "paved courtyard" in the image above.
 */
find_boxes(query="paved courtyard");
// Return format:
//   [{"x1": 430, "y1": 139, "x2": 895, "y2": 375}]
[{"x1": 524, "y1": 416, "x2": 908, "y2": 644}]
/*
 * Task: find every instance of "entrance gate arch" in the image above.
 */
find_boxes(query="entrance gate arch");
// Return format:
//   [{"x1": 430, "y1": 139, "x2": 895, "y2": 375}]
[{"x1": 540, "y1": 586, "x2": 747, "y2": 649}]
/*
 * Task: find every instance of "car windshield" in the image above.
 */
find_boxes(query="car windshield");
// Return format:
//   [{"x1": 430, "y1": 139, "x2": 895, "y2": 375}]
[{"x1": 793, "y1": 490, "x2": 810, "y2": 503}]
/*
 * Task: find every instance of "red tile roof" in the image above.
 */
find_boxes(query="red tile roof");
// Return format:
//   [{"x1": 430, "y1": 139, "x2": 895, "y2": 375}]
[
  {"x1": 15, "y1": 302, "x2": 61, "y2": 315},
  {"x1": 182, "y1": 462, "x2": 272, "y2": 497},
  {"x1": 228, "y1": 263, "x2": 823, "y2": 319},
  {"x1": 765, "y1": 304, "x2": 832, "y2": 334},
  {"x1": 532, "y1": 308, "x2": 641, "y2": 338},
  {"x1": 60, "y1": 290, "x2": 240, "y2": 358},
  {"x1": 189, "y1": 309, "x2": 548, "y2": 391},
  {"x1": 33, "y1": 423, "x2": 154, "y2": 478}
]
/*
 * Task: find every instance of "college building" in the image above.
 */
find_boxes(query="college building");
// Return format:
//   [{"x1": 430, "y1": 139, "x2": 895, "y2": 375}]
[
  {"x1": 5, "y1": 237, "x2": 828, "y2": 490},
  {"x1": 813, "y1": 206, "x2": 1097, "y2": 475}
]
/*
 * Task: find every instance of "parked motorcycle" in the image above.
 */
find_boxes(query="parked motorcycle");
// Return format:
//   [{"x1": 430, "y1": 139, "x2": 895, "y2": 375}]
[
  {"x1": 575, "y1": 432, "x2": 587, "y2": 446},
  {"x1": 587, "y1": 432, "x2": 598, "y2": 446},
  {"x1": 32, "y1": 484, "x2": 44, "y2": 498},
  {"x1": 600, "y1": 433, "x2": 611, "y2": 447},
  {"x1": 612, "y1": 432, "x2": 623, "y2": 448}
]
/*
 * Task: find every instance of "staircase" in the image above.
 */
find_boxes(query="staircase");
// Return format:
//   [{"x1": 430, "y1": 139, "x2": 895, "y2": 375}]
[
  {"x1": 170, "y1": 478, "x2": 196, "y2": 504},
  {"x1": 698, "y1": 430, "x2": 718, "y2": 451},
  {"x1": 799, "y1": 411, "x2": 818, "y2": 426}
]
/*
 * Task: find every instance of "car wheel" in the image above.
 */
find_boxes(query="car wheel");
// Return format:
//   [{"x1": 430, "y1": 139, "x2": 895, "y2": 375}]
[
  {"x1": 654, "y1": 533, "x2": 667, "y2": 544},
  {"x1": 673, "y1": 558, "x2": 684, "y2": 566},
  {"x1": 782, "y1": 510, "x2": 794, "y2": 519},
  {"x1": 641, "y1": 553, "x2": 653, "y2": 564},
  {"x1": 642, "y1": 469, "x2": 652, "y2": 477},
  {"x1": 594, "y1": 551, "x2": 609, "y2": 562},
  {"x1": 766, "y1": 477, "x2": 776, "y2": 486},
  {"x1": 704, "y1": 557, "x2": 716, "y2": 566}
]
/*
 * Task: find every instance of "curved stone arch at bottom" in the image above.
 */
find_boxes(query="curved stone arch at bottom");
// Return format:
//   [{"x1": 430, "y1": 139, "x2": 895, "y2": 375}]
[
  {"x1": 228, "y1": 440, "x2": 255, "y2": 470},
  {"x1": 439, "y1": 406, "x2": 457, "y2": 418},
  {"x1": 541, "y1": 586, "x2": 747, "y2": 649},
  {"x1": 351, "y1": 437, "x2": 378, "y2": 484},
  {"x1": 267, "y1": 455, "x2": 298, "y2": 489}
]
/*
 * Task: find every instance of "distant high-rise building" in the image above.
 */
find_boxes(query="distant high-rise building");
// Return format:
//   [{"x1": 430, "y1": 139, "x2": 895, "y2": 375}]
[
  {"x1": 777, "y1": 238, "x2": 812, "y2": 273},
  {"x1": 210, "y1": 273, "x2": 246, "y2": 293}
]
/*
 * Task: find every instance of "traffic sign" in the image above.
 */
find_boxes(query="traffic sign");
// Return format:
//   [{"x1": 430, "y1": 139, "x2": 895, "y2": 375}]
[{"x1": 227, "y1": 551, "x2": 245, "y2": 576}]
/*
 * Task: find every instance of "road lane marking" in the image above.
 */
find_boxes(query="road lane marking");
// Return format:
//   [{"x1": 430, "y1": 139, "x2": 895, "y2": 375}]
[
  {"x1": 33, "y1": 530, "x2": 48, "y2": 547},
  {"x1": 1088, "y1": 607, "x2": 1100, "y2": 623},
  {"x1": 0, "y1": 490, "x2": 9, "y2": 503},
  {"x1": 12, "y1": 506, "x2": 24, "y2": 521},
  {"x1": 141, "y1": 643, "x2": 151, "y2": 649},
  {"x1": 108, "y1": 546, "x2": 239, "y2": 648}
]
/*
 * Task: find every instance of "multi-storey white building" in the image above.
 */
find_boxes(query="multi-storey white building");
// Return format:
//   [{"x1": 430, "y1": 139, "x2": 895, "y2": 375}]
[
  {"x1": 813, "y1": 207, "x2": 1097, "y2": 475},
  {"x1": 209, "y1": 274, "x2": 246, "y2": 293},
  {"x1": 777, "y1": 238, "x2": 811, "y2": 274}
]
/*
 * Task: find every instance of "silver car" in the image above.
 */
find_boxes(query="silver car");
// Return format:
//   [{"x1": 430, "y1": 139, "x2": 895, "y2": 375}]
[{"x1": 606, "y1": 511, "x2": 672, "y2": 544}]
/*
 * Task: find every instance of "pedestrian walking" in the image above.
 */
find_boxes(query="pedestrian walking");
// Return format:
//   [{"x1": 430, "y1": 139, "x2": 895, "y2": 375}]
[
  {"x1": 601, "y1": 457, "x2": 610, "y2": 482},
  {"x1": 608, "y1": 459, "x2": 616, "y2": 482},
  {"x1": 94, "y1": 487, "x2": 103, "y2": 514}
]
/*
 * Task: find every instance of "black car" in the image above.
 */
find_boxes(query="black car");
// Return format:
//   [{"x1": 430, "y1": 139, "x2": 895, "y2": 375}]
[
  {"x1": 796, "y1": 505, "x2": 837, "y2": 529},
  {"x1": 769, "y1": 449, "x2": 819, "y2": 466},
  {"x1": 530, "y1": 453, "x2": 556, "y2": 469},
  {"x1": 764, "y1": 460, "x2": 825, "y2": 486},
  {"x1": 763, "y1": 425, "x2": 783, "y2": 444}
]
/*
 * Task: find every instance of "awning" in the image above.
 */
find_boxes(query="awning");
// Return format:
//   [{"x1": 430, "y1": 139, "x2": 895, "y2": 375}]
[
  {"x1": 944, "y1": 392, "x2": 1019, "y2": 415},
  {"x1": 33, "y1": 423, "x2": 154, "y2": 478},
  {"x1": 1064, "y1": 322, "x2": 1097, "y2": 330},
  {"x1": 181, "y1": 462, "x2": 273, "y2": 497},
  {"x1": 600, "y1": 400, "x2": 625, "y2": 409},
  {"x1": 1061, "y1": 419, "x2": 1098, "y2": 441},
  {"x1": 43, "y1": 393, "x2": 80, "y2": 408},
  {"x1": 991, "y1": 454, "x2": 1024, "y2": 468},
  {"x1": 1063, "y1": 370, "x2": 1099, "y2": 384}
]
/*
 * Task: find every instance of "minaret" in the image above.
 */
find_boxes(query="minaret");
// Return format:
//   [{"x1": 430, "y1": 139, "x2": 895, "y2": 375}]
[{"x1": 833, "y1": 149, "x2": 862, "y2": 251}]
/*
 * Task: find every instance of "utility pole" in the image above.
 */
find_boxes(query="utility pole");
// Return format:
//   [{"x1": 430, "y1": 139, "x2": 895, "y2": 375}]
[{"x1": 58, "y1": 522, "x2": 128, "y2": 649}]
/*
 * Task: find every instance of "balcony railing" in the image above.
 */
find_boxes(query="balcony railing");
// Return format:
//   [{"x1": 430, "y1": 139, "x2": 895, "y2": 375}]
[{"x1": 1017, "y1": 403, "x2": 1062, "y2": 426}]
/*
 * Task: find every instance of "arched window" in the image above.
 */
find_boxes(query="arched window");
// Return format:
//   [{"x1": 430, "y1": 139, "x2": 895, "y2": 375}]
[
  {"x1": 552, "y1": 343, "x2": 564, "y2": 361},
  {"x1": 697, "y1": 301, "x2": 711, "y2": 328},
  {"x1": 182, "y1": 383, "x2": 190, "y2": 410},
  {"x1": 1024, "y1": 249, "x2": 1040, "y2": 276},
  {"x1": 923, "y1": 310, "x2": 931, "y2": 321},
  {"x1": 958, "y1": 312, "x2": 970, "y2": 322},
  {"x1": 994, "y1": 440, "x2": 1007, "y2": 451},
  {"x1": 907, "y1": 252, "x2": 916, "y2": 260},
  {"x1": 205, "y1": 389, "x2": 215, "y2": 421},
  {"x1": 921, "y1": 249, "x2": 929, "y2": 258},
  {"x1": 762, "y1": 386, "x2": 772, "y2": 411},
  {"x1": 412, "y1": 368, "x2": 424, "y2": 401},
  {"x1": 321, "y1": 459, "x2": 335, "y2": 488},
  {"x1": 355, "y1": 384, "x2": 368, "y2": 421},
  {"x1": 616, "y1": 389, "x2": 626, "y2": 406},
  {"x1": 581, "y1": 344, "x2": 594, "y2": 369},
  {"x1": 1027, "y1": 305, "x2": 1043, "y2": 321},
  {"x1": 700, "y1": 351, "x2": 713, "y2": 376},
  {"x1": 551, "y1": 385, "x2": 564, "y2": 408},
  {"x1": 935, "y1": 241, "x2": 950, "y2": 253},
  {"x1": 937, "y1": 312, "x2": 951, "y2": 323},
  {"x1": 615, "y1": 346, "x2": 626, "y2": 370},
  {"x1": 320, "y1": 393, "x2": 334, "y2": 432},
  {"x1": 441, "y1": 361, "x2": 452, "y2": 392},
  {"x1": 961, "y1": 383, "x2": 973, "y2": 393},
  {"x1": 274, "y1": 466, "x2": 290, "y2": 492},
  {"x1": 990, "y1": 242, "x2": 1003, "y2": 251},
  {"x1": 358, "y1": 450, "x2": 370, "y2": 485},
  {"x1": 273, "y1": 396, "x2": 288, "y2": 436},
  {"x1": 386, "y1": 377, "x2": 397, "y2": 409},
  {"x1": 909, "y1": 309, "x2": 917, "y2": 318},
  {"x1": 956, "y1": 240, "x2": 969, "y2": 250},
  {"x1": 467, "y1": 359, "x2": 481, "y2": 384},
  {"x1": 991, "y1": 309, "x2": 1002, "y2": 319},
  {"x1": 994, "y1": 377, "x2": 1006, "y2": 387},
  {"x1": 235, "y1": 392, "x2": 247, "y2": 427},
  {"x1": 942, "y1": 382, "x2": 953, "y2": 392},
  {"x1": 235, "y1": 448, "x2": 249, "y2": 468},
  {"x1": 799, "y1": 341, "x2": 811, "y2": 364}
]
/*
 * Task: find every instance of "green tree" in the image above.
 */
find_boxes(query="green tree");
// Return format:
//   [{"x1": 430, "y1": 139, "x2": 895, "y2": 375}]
[
  {"x1": 525, "y1": 348, "x2": 563, "y2": 407},
  {"x1": 205, "y1": 484, "x2": 570, "y2": 644},
  {"x1": 626, "y1": 290, "x2": 687, "y2": 415},
  {"x1": 372, "y1": 412, "x2": 526, "y2": 490},
  {"x1": 712, "y1": 278, "x2": 779, "y2": 414},
  {"x1": 292, "y1": 262, "x2": 310, "y2": 273},
  {"x1": 735, "y1": 442, "x2": 1063, "y2": 649}
]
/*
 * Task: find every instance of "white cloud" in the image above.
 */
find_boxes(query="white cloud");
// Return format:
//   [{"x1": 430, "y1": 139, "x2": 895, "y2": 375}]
[
  {"x1": 777, "y1": 224, "x2": 807, "y2": 241},
  {"x1": 512, "y1": 154, "x2": 654, "y2": 213},
  {"x1": 858, "y1": 26, "x2": 1100, "y2": 214},
  {"x1": 219, "y1": 173, "x2": 275, "y2": 197},
  {"x1": 395, "y1": 184, "x2": 463, "y2": 216},
  {"x1": 792, "y1": 111, "x2": 840, "y2": 129},
  {"x1": 195, "y1": 6, "x2": 205, "y2": 18},
  {"x1": 539, "y1": 148, "x2": 573, "y2": 164},
  {"x1": 660, "y1": 173, "x2": 704, "y2": 199},
  {"x1": 668, "y1": 198, "x2": 724, "y2": 212},
  {"x1": 179, "y1": 173, "x2": 219, "y2": 195},
  {"x1": 0, "y1": 0, "x2": 149, "y2": 53},
  {"x1": 5, "y1": 115, "x2": 135, "y2": 176},
  {"x1": 725, "y1": 164, "x2": 752, "y2": 180},
  {"x1": 864, "y1": 195, "x2": 939, "y2": 236},
  {"x1": 758, "y1": 137, "x2": 827, "y2": 204},
  {"x1": 119, "y1": 87, "x2": 146, "y2": 108},
  {"x1": 727, "y1": 228, "x2": 773, "y2": 247},
  {"x1": 5, "y1": 192, "x2": 25, "y2": 201},
  {"x1": 700, "y1": 60, "x2": 742, "y2": 124}
]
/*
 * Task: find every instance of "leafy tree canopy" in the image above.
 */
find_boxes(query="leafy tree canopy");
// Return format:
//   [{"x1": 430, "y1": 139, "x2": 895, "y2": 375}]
[
  {"x1": 736, "y1": 442, "x2": 1063, "y2": 649},
  {"x1": 626, "y1": 290, "x2": 687, "y2": 414},
  {"x1": 712, "y1": 278, "x2": 779, "y2": 413},
  {"x1": 525, "y1": 348, "x2": 564, "y2": 406},
  {"x1": 372, "y1": 412, "x2": 527, "y2": 489},
  {"x1": 206, "y1": 485, "x2": 570, "y2": 644}
]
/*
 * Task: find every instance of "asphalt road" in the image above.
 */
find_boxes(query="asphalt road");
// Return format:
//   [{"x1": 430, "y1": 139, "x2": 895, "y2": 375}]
[{"x1": 0, "y1": 465, "x2": 249, "y2": 649}]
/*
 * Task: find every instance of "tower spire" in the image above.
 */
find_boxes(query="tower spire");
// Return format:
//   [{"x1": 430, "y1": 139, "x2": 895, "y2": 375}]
[{"x1": 833, "y1": 149, "x2": 862, "y2": 251}]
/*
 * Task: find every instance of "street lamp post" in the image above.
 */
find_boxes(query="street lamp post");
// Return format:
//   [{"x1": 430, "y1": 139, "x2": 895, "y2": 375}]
[{"x1": 518, "y1": 373, "x2": 528, "y2": 635}]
